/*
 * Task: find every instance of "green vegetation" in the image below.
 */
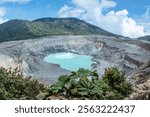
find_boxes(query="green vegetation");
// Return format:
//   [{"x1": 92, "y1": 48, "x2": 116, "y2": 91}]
[
  {"x1": 0, "y1": 68, "x2": 45, "y2": 100},
  {"x1": 102, "y1": 68, "x2": 133, "y2": 99},
  {"x1": 0, "y1": 18, "x2": 118, "y2": 43},
  {"x1": 0, "y1": 67, "x2": 133, "y2": 100},
  {"x1": 46, "y1": 67, "x2": 133, "y2": 100}
]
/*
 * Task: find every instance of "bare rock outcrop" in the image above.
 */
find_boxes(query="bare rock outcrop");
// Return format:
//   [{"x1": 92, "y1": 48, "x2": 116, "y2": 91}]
[{"x1": 128, "y1": 62, "x2": 150, "y2": 100}]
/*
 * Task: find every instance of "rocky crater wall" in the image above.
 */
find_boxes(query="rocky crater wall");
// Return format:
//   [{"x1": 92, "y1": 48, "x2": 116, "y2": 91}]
[{"x1": 0, "y1": 35, "x2": 150, "y2": 85}]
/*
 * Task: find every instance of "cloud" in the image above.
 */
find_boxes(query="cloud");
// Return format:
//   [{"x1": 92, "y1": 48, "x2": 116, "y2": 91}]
[
  {"x1": 0, "y1": 7, "x2": 7, "y2": 24},
  {"x1": 0, "y1": 0, "x2": 31, "y2": 24},
  {"x1": 58, "y1": 5, "x2": 85, "y2": 18},
  {"x1": 58, "y1": 0, "x2": 147, "y2": 38},
  {"x1": 135, "y1": 7, "x2": 150, "y2": 35},
  {"x1": 0, "y1": 0, "x2": 31, "y2": 4}
]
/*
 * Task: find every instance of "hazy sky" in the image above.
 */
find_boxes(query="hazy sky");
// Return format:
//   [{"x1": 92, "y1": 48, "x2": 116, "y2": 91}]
[{"x1": 0, "y1": 0, "x2": 149, "y2": 38}]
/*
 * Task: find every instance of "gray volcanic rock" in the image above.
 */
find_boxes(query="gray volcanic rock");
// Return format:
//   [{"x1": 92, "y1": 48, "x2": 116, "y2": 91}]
[
  {"x1": 0, "y1": 35, "x2": 150, "y2": 85},
  {"x1": 127, "y1": 62, "x2": 150, "y2": 100},
  {"x1": 138, "y1": 35, "x2": 150, "y2": 42}
]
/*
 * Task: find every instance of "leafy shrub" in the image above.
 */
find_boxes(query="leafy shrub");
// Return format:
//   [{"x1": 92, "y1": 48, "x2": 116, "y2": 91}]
[
  {"x1": 47, "y1": 69, "x2": 104, "y2": 99},
  {"x1": 0, "y1": 68, "x2": 45, "y2": 100},
  {"x1": 103, "y1": 67, "x2": 133, "y2": 97},
  {"x1": 46, "y1": 67, "x2": 133, "y2": 100}
]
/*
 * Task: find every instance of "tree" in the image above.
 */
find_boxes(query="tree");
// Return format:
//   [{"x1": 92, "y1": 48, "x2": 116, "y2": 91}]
[
  {"x1": 103, "y1": 67, "x2": 133, "y2": 97},
  {"x1": 0, "y1": 68, "x2": 45, "y2": 100}
]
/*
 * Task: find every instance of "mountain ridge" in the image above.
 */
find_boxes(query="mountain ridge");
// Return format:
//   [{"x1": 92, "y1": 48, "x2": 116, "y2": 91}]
[
  {"x1": 138, "y1": 35, "x2": 150, "y2": 42},
  {"x1": 0, "y1": 17, "x2": 119, "y2": 43}
]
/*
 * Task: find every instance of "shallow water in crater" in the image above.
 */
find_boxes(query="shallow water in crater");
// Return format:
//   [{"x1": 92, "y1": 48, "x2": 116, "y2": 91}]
[{"x1": 44, "y1": 52, "x2": 93, "y2": 71}]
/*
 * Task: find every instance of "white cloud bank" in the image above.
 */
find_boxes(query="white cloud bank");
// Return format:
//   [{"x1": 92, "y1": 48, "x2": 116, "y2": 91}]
[
  {"x1": 58, "y1": 0, "x2": 149, "y2": 38},
  {"x1": 0, "y1": 0, "x2": 31, "y2": 4},
  {"x1": 0, "y1": 7, "x2": 7, "y2": 24},
  {"x1": 136, "y1": 7, "x2": 150, "y2": 36}
]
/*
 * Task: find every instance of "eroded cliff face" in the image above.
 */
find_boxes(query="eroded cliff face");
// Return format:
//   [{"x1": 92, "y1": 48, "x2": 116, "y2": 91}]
[
  {"x1": 127, "y1": 62, "x2": 150, "y2": 100},
  {"x1": 0, "y1": 35, "x2": 150, "y2": 86}
]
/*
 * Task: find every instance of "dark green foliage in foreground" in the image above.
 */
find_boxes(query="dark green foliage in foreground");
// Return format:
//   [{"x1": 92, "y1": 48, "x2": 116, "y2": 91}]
[
  {"x1": 0, "y1": 67, "x2": 133, "y2": 100},
  {"x1": 0, "y1": 68, "x2": 45, "y2": 100},
  {"x1": 103, "y1": 67, "x2": 133, "y2": 97},
  {"x1": 46, "y1": 67, "x2": 133, "y2": 100}
]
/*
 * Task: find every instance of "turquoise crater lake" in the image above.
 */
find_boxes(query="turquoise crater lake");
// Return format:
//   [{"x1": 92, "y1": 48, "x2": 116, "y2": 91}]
[{"x1": 44, "y1": 52, "x2": 93, "y2": 71}]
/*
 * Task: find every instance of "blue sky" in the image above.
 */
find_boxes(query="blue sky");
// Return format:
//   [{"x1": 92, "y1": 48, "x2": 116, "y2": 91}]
[
  {"x1": 1, "y1": 0, "x2": 149, "y2": 20},
  {"x1": 1, "y1": 0, "x2": 65, "y2": 20},
  {"x1": 0, "y1": 0, "x2": 149, "y2": 38}
]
